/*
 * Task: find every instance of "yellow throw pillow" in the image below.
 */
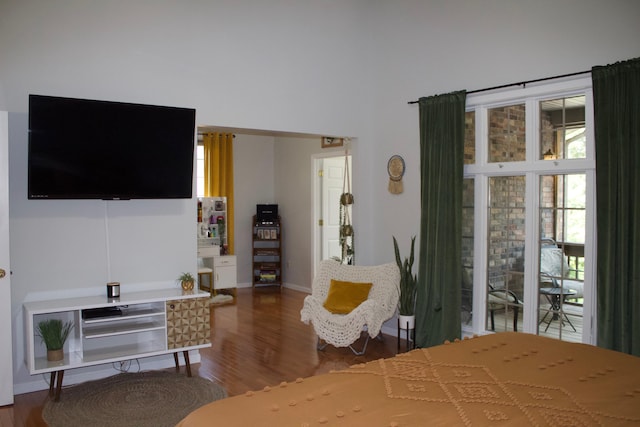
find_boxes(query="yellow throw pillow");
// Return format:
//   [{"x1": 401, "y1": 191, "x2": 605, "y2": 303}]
[{"x1": 323, "y1": 279, "x2": 373, "y2": 314}]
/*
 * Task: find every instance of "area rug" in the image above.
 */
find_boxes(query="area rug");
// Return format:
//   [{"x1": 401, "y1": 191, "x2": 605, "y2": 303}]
[
  {"x1": 42, "y1": 371, "x2": 227, "y2": 427},
  {"x1": 210, "y1": 293, "x2": 234, "y2": 306}
]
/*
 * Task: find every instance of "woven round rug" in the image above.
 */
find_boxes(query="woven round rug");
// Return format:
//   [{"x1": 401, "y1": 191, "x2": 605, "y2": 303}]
[{"x1": 42, "y1": 371, "x2": 227, "y2": 427}]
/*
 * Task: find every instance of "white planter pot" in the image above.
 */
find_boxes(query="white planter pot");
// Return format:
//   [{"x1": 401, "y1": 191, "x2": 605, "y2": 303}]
[{"x1": 398, "y1": 314, "x2": 415, "y2": 330}]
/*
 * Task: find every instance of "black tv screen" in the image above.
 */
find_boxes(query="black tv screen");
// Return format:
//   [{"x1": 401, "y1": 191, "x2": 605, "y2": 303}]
[{"x1": 28, "y1": 94, "x2": 196, "y2": 200}]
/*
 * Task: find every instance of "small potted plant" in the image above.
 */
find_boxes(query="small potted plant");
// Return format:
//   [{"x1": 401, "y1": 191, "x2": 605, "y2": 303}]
[
  {"x1": 177, "y1": 272, "x2": 196, "y2": 291},
  {"x1": 393, "y1": 236, "x2": 417, "y2": 329},
  {"x1": 36, "y1": 319, "x2": 73, "y2": 362}
]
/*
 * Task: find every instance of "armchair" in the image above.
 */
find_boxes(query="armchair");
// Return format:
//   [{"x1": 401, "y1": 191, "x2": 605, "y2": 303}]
[{"x1": 300, "y1": 260, "x2": 400, "y2": 355}]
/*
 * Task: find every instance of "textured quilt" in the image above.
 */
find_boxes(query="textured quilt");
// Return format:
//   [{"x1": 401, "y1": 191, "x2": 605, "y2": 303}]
[{"x1": 177, "y1": 332, "x2": 640, "y2": 426}]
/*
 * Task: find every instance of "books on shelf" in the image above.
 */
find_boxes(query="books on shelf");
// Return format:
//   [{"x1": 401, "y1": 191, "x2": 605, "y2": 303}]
[
  {"x1": 259, "y1": 269, "x2": 277, "y2": 282},
  {"x1": 254, "y1": 249, "x2": 279, "y2": 256},
  {"x1": 252, "y1": 214, "x2": 281, "y2": 287}
]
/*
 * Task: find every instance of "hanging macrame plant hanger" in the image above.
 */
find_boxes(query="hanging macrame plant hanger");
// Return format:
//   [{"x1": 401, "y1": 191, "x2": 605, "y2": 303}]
[{"x1": 339, "y1": 151, "x2": 354, "y2": 264}]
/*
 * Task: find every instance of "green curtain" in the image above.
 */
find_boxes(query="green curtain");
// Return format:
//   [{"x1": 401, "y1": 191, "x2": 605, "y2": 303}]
[
  {"x1": 592, "y1": 57, "x2": 640, "y2": 356},
  {"x1": 415, "y1": 91, "x2": 466, "y2": 348}
]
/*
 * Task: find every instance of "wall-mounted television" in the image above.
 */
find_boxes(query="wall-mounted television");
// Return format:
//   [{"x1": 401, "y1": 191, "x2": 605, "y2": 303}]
[{"x1": 28, "y1": 94, "x2": 196, "y2": 200}]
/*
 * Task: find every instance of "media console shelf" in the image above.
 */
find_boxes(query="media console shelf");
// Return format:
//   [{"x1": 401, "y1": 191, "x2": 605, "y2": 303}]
[{"x1": 23, "y1": 288, "x2": 211, "y2": 400}]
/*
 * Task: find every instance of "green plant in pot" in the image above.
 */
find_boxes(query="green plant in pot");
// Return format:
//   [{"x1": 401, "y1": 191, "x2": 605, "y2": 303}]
[
  {"x1": 36, "y1": 319, "x2": 73, "y2": 362},
  {"x1": 393, "y1": 236, "x2": 417, "y2": 329},
  {"x1": 177, "y1": 272, "x2": 196, "y2": 291}
]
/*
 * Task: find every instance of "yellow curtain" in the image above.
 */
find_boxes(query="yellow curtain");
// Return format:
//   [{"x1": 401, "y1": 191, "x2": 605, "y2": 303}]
[{"x1": 202, "y1": 132, "x2": 235, "y2": 255}]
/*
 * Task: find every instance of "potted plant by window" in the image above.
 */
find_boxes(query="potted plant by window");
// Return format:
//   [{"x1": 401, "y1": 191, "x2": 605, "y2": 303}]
[
  {"x1": 177, "y1": 272, "x2": 196, "y2": 291},
  {"x1": 36, "y1": 319, "x2": 73, "y2": 362},
  {"x1": 393, "y1": 236, "x2": 417, "y2": 329}
]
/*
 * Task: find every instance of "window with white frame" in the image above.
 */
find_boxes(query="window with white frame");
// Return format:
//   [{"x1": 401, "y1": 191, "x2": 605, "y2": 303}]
[
  {"x1": 462, "y1": 78, "x2": 595, "y2": 344},
  {"x1": 196, "y1": 144, "x2": 204, "y2": 198}
]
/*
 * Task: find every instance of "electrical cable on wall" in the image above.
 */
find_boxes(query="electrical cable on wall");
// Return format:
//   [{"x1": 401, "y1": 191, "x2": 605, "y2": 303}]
[{"x1": 103, "y1": 201, "x2": 112, "y2": 283}]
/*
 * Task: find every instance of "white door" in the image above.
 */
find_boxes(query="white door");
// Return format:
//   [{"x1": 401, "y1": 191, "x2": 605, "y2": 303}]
[
  {"x1": 321, "y1": 156, "x2": 347, "y2": 261},
  {"x1": 313, "y1": 153, "x2": 352, "y2": 277},
  {"x1": 0, "y1": 111, "x2": 14, "y2": 405}
]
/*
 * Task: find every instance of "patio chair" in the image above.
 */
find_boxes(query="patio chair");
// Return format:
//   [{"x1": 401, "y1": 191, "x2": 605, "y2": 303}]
[
  {"x1": 540, "y1": 238, "x2": 584, "y2": 299},
  {"x1": 488, "y1": 285, "x2": 522, "y2": 332}
]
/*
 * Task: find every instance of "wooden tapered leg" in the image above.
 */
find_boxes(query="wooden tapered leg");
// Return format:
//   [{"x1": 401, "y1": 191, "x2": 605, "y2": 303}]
[
  {"x1": 173, "y1": 352, "x2": 180, "y2": 371},
  {"x1": 49, "y1": 371, "x2": 56, "y2": 398},
  {"x1": 173, "y1": 351, "x2": 192, "y2": 377},
  {"x1": 183, "y1": 351, "x2": 192, "y2": 377},
  {"x1": 54, "y1": 370, "x2": 64, "y2": 402}
]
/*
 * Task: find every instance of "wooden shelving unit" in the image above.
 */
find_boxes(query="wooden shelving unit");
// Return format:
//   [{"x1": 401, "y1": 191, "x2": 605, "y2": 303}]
[{"x1": 252, "y1": 215, "x2": 282, "y2": 288}]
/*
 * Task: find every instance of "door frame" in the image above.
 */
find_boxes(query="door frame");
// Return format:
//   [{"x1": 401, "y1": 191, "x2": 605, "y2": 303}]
[
  {"x1": 0, "y1": 111, "x2": 14, "y2": 405},
  {"x1": 311, "y1": 152, "x2": 351, "y2": 279}
]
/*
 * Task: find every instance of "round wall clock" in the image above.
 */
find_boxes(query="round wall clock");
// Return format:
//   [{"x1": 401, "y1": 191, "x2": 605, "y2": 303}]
[{"x1": 387, "y1": 155, "x2": 405, "y2": 194}]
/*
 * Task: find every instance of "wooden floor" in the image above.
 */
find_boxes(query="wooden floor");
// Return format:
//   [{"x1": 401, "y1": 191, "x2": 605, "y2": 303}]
[{"x1": 1, "y1": 287, "x2": 400, "y2": 427}]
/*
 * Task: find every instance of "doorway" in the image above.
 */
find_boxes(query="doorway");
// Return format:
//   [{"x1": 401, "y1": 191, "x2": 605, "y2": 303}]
[
  {"x1": 196, "y1": 127, "x2": 354, "y2": 290},
  {"x1": 313, "y1": 153, "x2": 352, "y2": 276}
]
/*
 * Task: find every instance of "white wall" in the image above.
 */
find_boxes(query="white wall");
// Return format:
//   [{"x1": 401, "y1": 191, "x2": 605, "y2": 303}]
[
  {"x1": 0, "y1": 0, "x2": 372, "y2": 134},
  {"x1": 366, "y1": 0, "x2": 640, "y2": 259},
  {"x1": 1, "y1": 0, "x2": 639, "y2": 394},
  {"x1": 1, "y1": 0, "x2": 372, "y2": 393},
  {"x1": 273, "y1": 136, "x2": 343, "y2": 291},
  {"x1": 233, "y1": 134, "x2": 276, "y2": 286}
]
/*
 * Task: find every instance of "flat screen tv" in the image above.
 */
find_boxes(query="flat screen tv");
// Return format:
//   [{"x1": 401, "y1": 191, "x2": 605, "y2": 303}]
[{"x1": 28, "y1": 94, "x2": 196, "y2": 200}]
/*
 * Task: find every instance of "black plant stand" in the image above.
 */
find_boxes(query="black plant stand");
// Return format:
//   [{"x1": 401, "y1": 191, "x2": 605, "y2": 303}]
[{"x1": 397, "y1": 318, "x2": 416, "y2": 353}]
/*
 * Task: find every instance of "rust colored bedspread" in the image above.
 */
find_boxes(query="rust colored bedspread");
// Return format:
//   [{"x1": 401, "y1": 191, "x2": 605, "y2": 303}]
[{"x1": 177, "y1": 332, "x2": 640, "y2": 426}]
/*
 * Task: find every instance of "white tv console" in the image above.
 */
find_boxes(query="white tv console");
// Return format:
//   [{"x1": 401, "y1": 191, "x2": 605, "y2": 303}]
[{"x1": 23, "y1": 288, "x2": 211, "y2": 400}]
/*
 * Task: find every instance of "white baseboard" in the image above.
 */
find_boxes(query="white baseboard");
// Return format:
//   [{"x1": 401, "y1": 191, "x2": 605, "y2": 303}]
[
  {"x1": 381, "y1": 324, "x2": 399, "y2": 338},
  {"x1": 235, "y1": 282, "x2": 311, "y2": 294},
  {"x1": 282, "y1": 282, "x2": 310, "y2": 293},
  {"x1": 236, "y1": 282, "x2": 252, "y2": 288}
]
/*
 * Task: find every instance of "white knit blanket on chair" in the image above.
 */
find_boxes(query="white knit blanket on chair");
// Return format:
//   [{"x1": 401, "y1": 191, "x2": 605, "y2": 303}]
[{"x1": 300, "y1": 260, "x2": 400, "y2": 348}]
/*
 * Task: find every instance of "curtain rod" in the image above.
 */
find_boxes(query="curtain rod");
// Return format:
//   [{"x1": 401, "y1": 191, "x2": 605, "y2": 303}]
[{"x1": 407, "y1": 69, "x2": 591, "y2": 104}]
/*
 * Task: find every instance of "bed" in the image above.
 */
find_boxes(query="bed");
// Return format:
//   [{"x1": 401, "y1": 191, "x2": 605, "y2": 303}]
[{"x1": 177, "y1": 332, "x2": 640, "y2": 426}]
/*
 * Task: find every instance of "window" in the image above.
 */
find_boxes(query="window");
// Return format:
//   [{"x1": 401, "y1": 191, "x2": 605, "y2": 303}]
[
  {"x1": 487, "y1": 175, "x2": 525, "y2": 333},
  {"x1": 538, "y1": 173, "x2": 586, "y2": 340},
  {"x1": 461, "y1": 178, "x2": 474, "y2": 325},
  {"x1": 540, "y1": 95, "x2": 586, "y2": 160},
  {"x1": 462, "y1": 79, "x2": 595, "y2": 344},
  {"x1": 488, "y1": 104, "x2": 526, "y2": 163},
  {"x1": 196, "y1": 144, "x2": 204, "y2": 197}
]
